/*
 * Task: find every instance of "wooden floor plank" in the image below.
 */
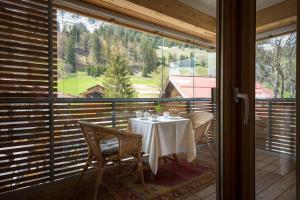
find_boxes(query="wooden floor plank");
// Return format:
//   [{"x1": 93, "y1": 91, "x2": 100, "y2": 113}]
[
  {"x1": 256, "y1": 160, "x2": 295, "y2": 193},
  {"x1": 274, "y1": 183, "x2": 296, "y2": 200},
  {"x1": 0, "y1": 147, "x2": 296, "y2": 200},
  {"x1": 256, "y1": 169, "x2": 296, "y2": 200},
  {"x1": 202, "y1": 192, "x2": 216, "y2": 200},
  {"x1": 194, "y1": 184, "x2": 216, "y2": 199},
  {"x1": 256, "y1": 157, "x2": 293, "y2": 181}
]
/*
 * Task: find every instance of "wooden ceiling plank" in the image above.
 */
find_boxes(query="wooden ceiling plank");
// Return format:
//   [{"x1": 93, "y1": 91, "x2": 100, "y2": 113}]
[
  {"x1": 83, "y1": 0, "x2": 216, "y2": 42},
  {"x1": 256, "y1": 0, "x2": 297, "y2": 33},
  {"x1": 77, "y1": 0, "x2": 297, "y2": 43}
]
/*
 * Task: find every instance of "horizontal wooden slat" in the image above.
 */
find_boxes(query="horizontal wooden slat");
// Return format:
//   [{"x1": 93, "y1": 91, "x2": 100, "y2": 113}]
[
  {"x1": 0, "y1": 13, "x2": 55, "y2": 32},
  {"x1": 0, "y1": 176, "x2": 50, "y2": 194},
  {"x1": 256, "y1": 99, "x2": 296, "y2": 155},
  {"x1": 2, "y1": 97, "x2": 297, "y2": 196},
  {"x1": 0, "y1": 53, "x2": 51, "y2": 64},
  {"x1": 0, "y1": 0, "x2": 57, "y2": 193},
  {"x1": 0, "y1": 80, "x2": 53, "y2": 87},
  {"x1": 0, "y1": 40, "x2": 50, "y2": 53},
  {"x1": 0, "y1": 46, "x2": 56, "y2": 58},
  {"x1": 0, "y1": 1, "x2": 49, "y2": 16}
]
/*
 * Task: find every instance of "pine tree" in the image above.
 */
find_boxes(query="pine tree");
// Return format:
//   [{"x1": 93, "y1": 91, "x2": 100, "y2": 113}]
[
  {"x1": 65, "y1": 26, "x2": 76, "y2": 73},
  {"x1": 142, "y1": 64, "x2": 149, "y2": 77},
  {"x1": 180, "y1": 54, "x2": 185, "y2": 67},
  {"x1": 103, "y1": 55, "x2": 136, "y2": 98},
  {"x1": 161, "y1": 56, "x2": 166, "y2": 66},
  {"x1": 140, "y1": 37, "x2": 158, "y2": 77},
  {"x1": 91, "y1": 32, "x2": 101, "y2": 64},
  {"x1": 168, "y1": 53, "x2": 174, "y2": 64},
  {"x1": 190, "y1": 52, "x2": 195, "y2": 67}
]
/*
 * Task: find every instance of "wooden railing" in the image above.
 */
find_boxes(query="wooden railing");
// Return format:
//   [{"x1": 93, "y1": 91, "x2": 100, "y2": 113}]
[
  {"x1": 1, "y1": 97, "x2": 297, "y2": 194},
  {"x1": 255, "y1": 98, "x2": 296, "y2": 155},
  {"x1": 52, "y1": 98, "x2": 216, "y2": 180},
  {"x1": 0, "y1": 98, "x2": 216, "y2": 194}
]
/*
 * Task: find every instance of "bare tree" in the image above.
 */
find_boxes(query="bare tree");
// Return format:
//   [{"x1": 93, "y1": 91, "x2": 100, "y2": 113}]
[{"x1": 256, "y1": 33, "x2": 296, "y2": 98}]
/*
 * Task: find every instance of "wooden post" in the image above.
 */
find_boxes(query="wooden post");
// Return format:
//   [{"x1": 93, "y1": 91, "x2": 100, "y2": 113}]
[
  {"x1": 296, "y1": 1, "x2": 300, "y2": 198},
  {"x1": 267, "y1": 99, "x2": 272, "y2": 151},
  {"x1": 186, "y1": 100, "x2": 191, "y2": 113},
  {"x1": 47, "y1": 0, "x2": 54, "y2": 182},
  {"x1": 112, "y1": 101, "x2": 116, "y2": 128}
]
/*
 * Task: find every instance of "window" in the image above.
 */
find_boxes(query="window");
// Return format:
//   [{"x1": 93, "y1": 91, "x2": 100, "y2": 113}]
[{"x1": 57, "y1": 10, "x2": 216, "y2": 98}]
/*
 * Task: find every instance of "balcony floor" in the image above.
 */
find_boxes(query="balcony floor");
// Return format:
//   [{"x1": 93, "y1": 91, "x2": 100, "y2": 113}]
[
  {"x1": 1, "y1": 145, "x2": 296, "y2": 200},
  {"x1": 178, "y1": 147, "x2": 296, "y2": 200}
]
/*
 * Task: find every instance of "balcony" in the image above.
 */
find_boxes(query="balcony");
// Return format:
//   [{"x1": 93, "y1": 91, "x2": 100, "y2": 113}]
[
  {"x1": 0, "y1": 98, "x2": 296, "y2": 199},
  {"x1": 0, "y1": 0, "x2": 298, "y2": 199}
]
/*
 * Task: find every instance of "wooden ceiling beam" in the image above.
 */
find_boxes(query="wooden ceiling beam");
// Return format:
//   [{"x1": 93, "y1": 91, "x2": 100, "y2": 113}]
[
  {"x1": 82, "y1": 0, "x2": 216, "y2": 43},
  {"x1": 256, "y1": 0, "x2": 297, "y2": 34},
  {"x1": 76, "y1": 0, "x2": 297, "y2": 44}
]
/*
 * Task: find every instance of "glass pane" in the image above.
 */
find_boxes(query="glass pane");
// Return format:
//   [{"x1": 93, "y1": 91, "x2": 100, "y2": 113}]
[
  {"x1": 255, "y1": 0, "x2": 297, "y2": 199},
  {"x1": 55, "y1": 1, "x2": 218, "y2": 199},
  {"x1": 57, "y1": 11, "x2": 163, "y2": 98}
]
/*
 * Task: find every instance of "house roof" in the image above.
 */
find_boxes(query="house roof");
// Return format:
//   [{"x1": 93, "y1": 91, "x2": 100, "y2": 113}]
[
  {"x1": 56, "y1": 91, "x2": 76, "y2": 98},
  {"x1": 255, "y1": 82, "x2": 274, "y2": 98},
  {"x1": 169, "y1": 76, "x2": 215, "y2": 98},
  {"x1": 168, "y1": 76, "x2": 274, "y2": 98},
  {"x1": 80, "y1": 84, "x2": 105, "y2": 96}
]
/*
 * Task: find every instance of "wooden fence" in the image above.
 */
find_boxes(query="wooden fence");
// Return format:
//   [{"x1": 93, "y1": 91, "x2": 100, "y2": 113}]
[
  {"x1": 255, "y1": 98, "x2": 296, "y2": 155},
  {"x1": 0, "y1": 98, "x2": 216, "y2": 193},
  {"x1": 0, "y1": 97, "x2": 298, "y2": 194}
]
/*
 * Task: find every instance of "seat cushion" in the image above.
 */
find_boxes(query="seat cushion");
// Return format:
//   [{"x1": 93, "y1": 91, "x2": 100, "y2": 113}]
[{"x1": 100, "y1": 138, "x2": 119, "y2": 156}]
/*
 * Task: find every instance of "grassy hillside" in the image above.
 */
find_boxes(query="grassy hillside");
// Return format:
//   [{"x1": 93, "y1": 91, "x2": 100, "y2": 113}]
[
  {"x1": 58, "y1": 71, "x2": 163, "y2": 97},
  {"x1": 58, "y1": 65, "x2": 209, "y2": 97},
  {"x1": 58, "y1": 72, "x2": 104, "y2": 96}
]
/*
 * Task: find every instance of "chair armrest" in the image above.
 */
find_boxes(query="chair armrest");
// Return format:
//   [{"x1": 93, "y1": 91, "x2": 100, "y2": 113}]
[
  {"x1": 113, "y1": 130, "x2": 143, "y2": 156},
  {"x1": 88, "y1": 123, "x2": 143, "y2": 157}
]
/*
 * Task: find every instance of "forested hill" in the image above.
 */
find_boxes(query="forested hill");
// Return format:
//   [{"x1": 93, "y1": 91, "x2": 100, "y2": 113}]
[
  {"x1": 56, "y1": 10, "x2": 210, "y2": 98},
  {"x1": 57, "y1": 18, "x2": 198, "y2": 78}
]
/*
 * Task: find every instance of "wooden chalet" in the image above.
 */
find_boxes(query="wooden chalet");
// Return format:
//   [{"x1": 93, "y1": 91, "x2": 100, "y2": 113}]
[{"x1": 80, "y1": 85, "x2": 105, "y2": 98}]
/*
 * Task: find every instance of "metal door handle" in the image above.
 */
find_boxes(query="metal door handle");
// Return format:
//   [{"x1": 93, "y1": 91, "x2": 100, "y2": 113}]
[{"x1": 235, "y1": 88, "x2": 249, "y2": 125}]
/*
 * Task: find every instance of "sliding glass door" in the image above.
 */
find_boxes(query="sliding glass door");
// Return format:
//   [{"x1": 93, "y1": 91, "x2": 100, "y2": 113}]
[{"x1": 255, "y1": 0, "x2": 298, "y2": 199}]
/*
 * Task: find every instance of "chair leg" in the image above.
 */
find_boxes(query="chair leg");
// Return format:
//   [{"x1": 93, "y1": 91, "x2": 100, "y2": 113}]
[
  {"x1": 94, "y1": 166, "x2": 104, "y2": 200},
  {"x1": 118, "y1": 160, "x2": 122, "y2": 174},
  {"x1": 75, "y1": 160, "x2": 90, "y2": 190},
  {"x1": 137, "y1": 156, "x2": 146, "y2": 188},
  {"x1": 205, "y1": 134, "x2": 216, "y2": 161}
]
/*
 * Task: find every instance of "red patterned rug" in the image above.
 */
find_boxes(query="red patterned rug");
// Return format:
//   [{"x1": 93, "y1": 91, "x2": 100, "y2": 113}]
[{"x1": 103, "y1": 158, "x2": 216, "y2": 200}]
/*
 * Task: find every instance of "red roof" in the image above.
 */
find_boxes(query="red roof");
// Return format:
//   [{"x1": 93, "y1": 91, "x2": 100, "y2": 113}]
[
  {"x1": 169, "y1": 76, "x2": 274, "y2": 98},
  {"x1": 255, "y1": 82, "x2": 274, "y2": 98}
]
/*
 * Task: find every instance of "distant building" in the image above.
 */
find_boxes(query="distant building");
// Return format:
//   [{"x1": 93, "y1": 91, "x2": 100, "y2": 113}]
[
  {"x1": 162, "y1": 76, "x2": 215, "y2": 98},
  {"x1": 80, "y1": 84, "x2": 105, "y2": 98},
  {"x1": 57, "y1": 92, "x2": 76, "y2": 98},
  {"x1": 162, "y1": 76, "x2": 274, "y2": 98},
  {"x1": 255, "y1": 82, "x2": 274, "y2": 98}
]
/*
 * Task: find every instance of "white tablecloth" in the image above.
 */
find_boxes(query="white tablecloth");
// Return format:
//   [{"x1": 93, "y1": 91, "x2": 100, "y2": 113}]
[{"x1": 127, "y1": 117, "x2": 196, "y2": 174}]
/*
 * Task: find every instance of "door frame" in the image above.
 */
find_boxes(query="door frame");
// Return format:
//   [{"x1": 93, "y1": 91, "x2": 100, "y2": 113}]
[
  {"x1": 218, "y1": 0, "x2": 256, "y2": 199},
  {"x1": 219, "y1": 0, "x2": 300, "y2": 200},
  {"x1": 296, "y1": 1, "x2": 300, "y2": 199}
]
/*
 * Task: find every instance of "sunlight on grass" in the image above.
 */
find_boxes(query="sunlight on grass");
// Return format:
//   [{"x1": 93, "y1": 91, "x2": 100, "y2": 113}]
[
  {"x1": 58, "y1": 71, "x2": 163, "y2": 97},
  {"x1": 195, "y1": 66, "x2": 208, "y2": 76},
  {"x1": 58, "y1": 72, "x2": 104, "y2": 96}
]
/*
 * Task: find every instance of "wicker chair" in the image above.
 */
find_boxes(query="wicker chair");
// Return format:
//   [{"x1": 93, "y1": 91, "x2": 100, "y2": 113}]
[
  {"x1": 182, "y1": 111, "x2": 216, "y2": 160},
  {"x1": 76, "y1": 121, "x2": 145, "y2": 200}
]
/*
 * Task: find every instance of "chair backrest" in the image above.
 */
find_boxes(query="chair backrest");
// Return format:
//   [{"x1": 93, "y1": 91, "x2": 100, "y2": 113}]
[
  {"x1": 182, "y1": 111, "x2": 214, "y2": 144},
  {"x1": 78, "y1": 121, "x2": 116, "y2": 160}
]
